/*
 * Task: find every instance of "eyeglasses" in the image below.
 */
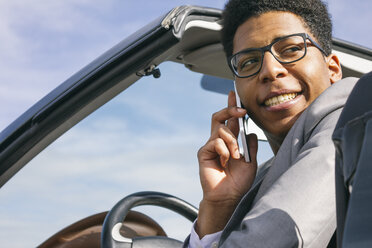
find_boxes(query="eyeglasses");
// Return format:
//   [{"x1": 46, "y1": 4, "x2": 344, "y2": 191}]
[{"x1": 228, "y1": 33, "x2": 327, "y2": 78}]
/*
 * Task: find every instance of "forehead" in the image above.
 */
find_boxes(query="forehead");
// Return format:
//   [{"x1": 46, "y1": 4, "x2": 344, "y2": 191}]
[{"x1": 233, "y1": 11, "x2": 310, "y2": 54}]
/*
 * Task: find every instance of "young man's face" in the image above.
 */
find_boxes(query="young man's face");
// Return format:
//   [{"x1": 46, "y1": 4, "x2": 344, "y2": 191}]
[{"x1": 233, "y1": 11, "x2": 341, "y2": 139}]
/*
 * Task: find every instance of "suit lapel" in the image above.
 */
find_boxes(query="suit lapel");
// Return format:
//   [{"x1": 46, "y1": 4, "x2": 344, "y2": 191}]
[{"x1": 219, "y1": 172, "x2": 265, "y2": 245}]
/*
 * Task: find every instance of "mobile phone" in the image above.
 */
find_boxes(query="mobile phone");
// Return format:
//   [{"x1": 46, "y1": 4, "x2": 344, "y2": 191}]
[{"x1": 234, "y1": 81, "x2": 251, "y2": 163}]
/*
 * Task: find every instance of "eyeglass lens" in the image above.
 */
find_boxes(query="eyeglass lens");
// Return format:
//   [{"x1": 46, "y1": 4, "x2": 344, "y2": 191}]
[{"x1": 232, "y1": 35, "x2": 306, "y2": 77}]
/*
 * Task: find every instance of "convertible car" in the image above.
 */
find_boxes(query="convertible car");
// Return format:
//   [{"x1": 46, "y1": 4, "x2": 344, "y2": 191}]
[{"x1": 0, "y1": 5, "x2": 371, "y2": 248}]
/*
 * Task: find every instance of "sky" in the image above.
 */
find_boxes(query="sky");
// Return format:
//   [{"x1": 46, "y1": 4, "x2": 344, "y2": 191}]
[{"x1": 0, "y1": 1, "x2": 371, "y2": 247}]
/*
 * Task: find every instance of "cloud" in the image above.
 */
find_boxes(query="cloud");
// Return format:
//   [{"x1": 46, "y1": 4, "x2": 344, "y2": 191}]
[
  {"x1": 0, "y1": 0, "x2": 156, "y2": 132},
  {"x1": 0, "y1": 105, "x2": 204, "y2": 246}
]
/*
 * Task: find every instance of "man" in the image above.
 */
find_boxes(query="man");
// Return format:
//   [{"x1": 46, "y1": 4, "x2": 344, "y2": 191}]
[{"x1": 185, "y1": 0, "x2": 358, "y2": 247}]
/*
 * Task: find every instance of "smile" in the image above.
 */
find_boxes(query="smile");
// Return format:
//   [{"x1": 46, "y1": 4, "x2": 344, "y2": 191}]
[{"x1": 264, "y1": 93, "x2": 298, "y2": 107}]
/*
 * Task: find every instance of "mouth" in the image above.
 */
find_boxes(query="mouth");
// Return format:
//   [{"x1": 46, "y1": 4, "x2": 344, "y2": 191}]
[{"x1": 264, "y1": 93, "x2": 299, "y2": 107}]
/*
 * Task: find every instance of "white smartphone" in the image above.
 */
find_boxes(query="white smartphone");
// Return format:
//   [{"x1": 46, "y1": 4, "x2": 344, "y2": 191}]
[{"x1": 234, "y1": 81, "x2": 251, "y2": 163}]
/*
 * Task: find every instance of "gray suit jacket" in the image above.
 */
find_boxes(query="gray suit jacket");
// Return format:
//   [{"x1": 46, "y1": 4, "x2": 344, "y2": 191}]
[{"x1": 186, "y1": 77, "x2": 358, "y2": 248}]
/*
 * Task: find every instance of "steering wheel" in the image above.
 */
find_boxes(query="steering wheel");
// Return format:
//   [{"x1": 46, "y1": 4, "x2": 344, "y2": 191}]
[{"x1": 101, "y1": 191, "x2": 198, "y2": 248}]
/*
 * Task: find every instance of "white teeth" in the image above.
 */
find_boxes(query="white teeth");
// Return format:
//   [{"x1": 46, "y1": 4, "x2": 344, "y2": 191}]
[{"x1": 264, "y1": 93, "x2": 298, "y2": 107}]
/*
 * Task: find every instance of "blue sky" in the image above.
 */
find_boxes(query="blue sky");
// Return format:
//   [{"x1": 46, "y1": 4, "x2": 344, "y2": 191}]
[{"x1": 0, "y1": 1, "x2": 371, "y2": 247}]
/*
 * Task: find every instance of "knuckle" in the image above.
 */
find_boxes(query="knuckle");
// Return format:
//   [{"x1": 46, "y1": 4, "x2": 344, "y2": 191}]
[
  {"x1": 215, "y1": 138, "x2": 229, "y2": 155},
  {"x1": 197, "y1": 142, "x2": 209, "y2": 157},
  {"x1": 227, "y1": 106, "x2": 236, "y2": 115},
  {"x1": 227, "y1": 137, "x2": 237, "y2": 146},
  {"x1": 218, "y1": 126, "x2": 236, "y2": 142},
  {"x1": 217, "y1": 126, "x2": 226, "y2": 135},
  {"x1": 197, "y1": 146, "x2": 203, "y2": 158},
  {"x1": 215, "y1": 137, "x2": 224, "y2": 145},
  {"x1": 211, "y1": 112, "x2": 219, "y2": 121},
  {"x1": 212, "y1": 112, "x2": 220, "y2": 122}
]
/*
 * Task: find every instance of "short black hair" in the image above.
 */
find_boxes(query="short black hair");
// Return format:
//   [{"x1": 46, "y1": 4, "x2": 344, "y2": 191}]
[{"x1": 221, "y1": 0, "x2": 332, "y2": 57}]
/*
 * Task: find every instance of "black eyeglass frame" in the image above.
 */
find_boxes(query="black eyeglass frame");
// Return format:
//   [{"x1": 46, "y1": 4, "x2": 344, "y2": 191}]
[{"x1": 228, "y1": 33, "x2": 328, "y2": 78}]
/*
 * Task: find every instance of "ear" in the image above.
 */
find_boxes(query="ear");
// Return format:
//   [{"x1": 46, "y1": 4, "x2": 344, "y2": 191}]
[{"x1": 326, "y1": 53, "x2": 343, "y2": 84}]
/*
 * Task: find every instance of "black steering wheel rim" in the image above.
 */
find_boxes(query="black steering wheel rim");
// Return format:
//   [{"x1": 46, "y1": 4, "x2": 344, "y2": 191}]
[{"x1": 101, "y1": 191, "x2": 198, "y2": 248}]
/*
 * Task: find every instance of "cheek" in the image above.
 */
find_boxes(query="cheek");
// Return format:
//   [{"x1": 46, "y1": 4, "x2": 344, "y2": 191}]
[
  {"x1": 298, "y1": 56, "x2": 325, "y2": 80},
  {"x1": 292, "y1": 58, "x2": 330, "y2": 98},
  {"x1": 236, "y1": 82, "x2": 257, "y2": 109}
]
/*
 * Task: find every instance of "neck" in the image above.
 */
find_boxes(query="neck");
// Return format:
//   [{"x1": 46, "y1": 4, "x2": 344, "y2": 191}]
[{"x1": 263, "y1": 131, "x2": 285, "y2": 154}]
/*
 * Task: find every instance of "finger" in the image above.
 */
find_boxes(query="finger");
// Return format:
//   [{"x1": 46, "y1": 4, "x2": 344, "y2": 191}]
[
  {"x1": 215, "y1": 138, "x2": 231, "y2": 167},
  {"x1": 198, "y1": 138, "x2": 230, "y2": 168},
  {"x1": 226, "y1": 115, "x2": 239, "y2": 138},
  {"x1": 211, "y1": 106, "x2": 246, "y2": 127},
  {"x1": 228, "y1": 90, "x2": 237, "y2": 108},
  {"x1": 218, "y1": 126, "x2": 240, "y2": 159},
  {"x1": 246, "y1": 133, "x2": 258, "y2": 165},
  {"x1": 211, "y1": 107, "x2": 246, "y2": 137}
]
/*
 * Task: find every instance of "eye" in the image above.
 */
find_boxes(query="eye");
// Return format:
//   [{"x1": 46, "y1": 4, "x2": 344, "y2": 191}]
[
  {"x1": 282, "y1": 45, "x2": 302, "y2": 55},
  {"x1": 239, "y1": 57, "x2": 260, "y2": 71},
  {"x1": 278, "y1": 43, "x2": 306, "y2": 58}
]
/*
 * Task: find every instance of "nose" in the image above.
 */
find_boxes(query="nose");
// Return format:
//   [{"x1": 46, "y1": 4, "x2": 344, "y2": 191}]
[{"x1": 258, "y1": 51, "x2": 287, "y2": 83}]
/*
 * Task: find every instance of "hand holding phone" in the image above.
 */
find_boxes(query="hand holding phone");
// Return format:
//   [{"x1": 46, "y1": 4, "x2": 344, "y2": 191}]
[{"x1": 234, "y1": 81, "x2": 251, "y2": 163}]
